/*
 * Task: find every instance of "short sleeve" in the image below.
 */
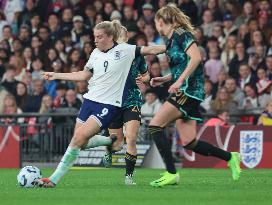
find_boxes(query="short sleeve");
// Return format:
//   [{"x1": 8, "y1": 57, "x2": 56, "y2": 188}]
[
  {"x1": 135, "y1": 46, "x2": 142, "y2": 58},
  {"x1": 138, "y1": 56, "x2": 148, "y2": 74},
  {"x1": 84, "y1": 52, "x2": 94, "y2": 73},
  {"x1": 176, "y1": 29, "x2": 196, "y2": 52}
]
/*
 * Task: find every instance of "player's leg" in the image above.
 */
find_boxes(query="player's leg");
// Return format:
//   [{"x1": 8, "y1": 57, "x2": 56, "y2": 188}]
[
  {"x1": 148, "y1": 101, "x2": 181, "y2": 187},
  {"x1": 102, "y1": 128, "x2": 124, "y2": 167},
  {"x1": 34, "y1": 118, "x2": 101, "y2": 188},
  {"x1": 102, "y1": 110, "x2": 124, "y2": 167},
  {"x1": 176, "y1": 119, "x2": 241, "y2": 180},
  {"x1": 34, "y1": 100, "x2": 119, "y2": 187},
  {"x1": 123, "y1": 119, "x2": 140, "y2": 185}
]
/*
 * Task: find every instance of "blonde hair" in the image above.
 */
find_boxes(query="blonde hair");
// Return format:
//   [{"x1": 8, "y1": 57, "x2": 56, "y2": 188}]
[
  {"x1": 94, "y1": 20, "x2": 123, "y2": 42},
  {"x1": 39, "y1": 95, "x2": 52, "y2": 114},
  {"x1": 117, "y1": 26, "x2": 128, "y2": 43},
  {"x1": 155, "y1": 4, "x2": 194, "y2": 33}
]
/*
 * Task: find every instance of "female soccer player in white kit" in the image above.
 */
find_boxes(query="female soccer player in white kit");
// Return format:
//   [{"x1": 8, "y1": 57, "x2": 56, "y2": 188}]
[{"x1": 34, "y1": 20, "x2": 143, "y2": 188}]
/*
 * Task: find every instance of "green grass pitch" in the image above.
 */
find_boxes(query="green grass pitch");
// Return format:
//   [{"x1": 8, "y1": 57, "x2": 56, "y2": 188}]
[{"x1": 0, "y1": 168, "x2": 271, "y2": 205}]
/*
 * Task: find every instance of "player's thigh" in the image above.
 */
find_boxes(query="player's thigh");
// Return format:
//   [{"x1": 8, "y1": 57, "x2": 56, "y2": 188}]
[
  {"x1": 74, "y1": 121, "x2": 84, "y2": 131},
  {"x1": 175, "y1": 119, "x2": 197, "y2": 146},
  {"x1": 70, "y1": 117, "x2": 101, "y2": 147},
  {"x1": 150, "y1": 101, "x2": 182, "y2": 127}
]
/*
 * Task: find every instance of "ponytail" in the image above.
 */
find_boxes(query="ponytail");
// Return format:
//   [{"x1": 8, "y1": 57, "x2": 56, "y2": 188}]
[{"x1": 111, "y1": 20, "x2": 123, "y2": 42}]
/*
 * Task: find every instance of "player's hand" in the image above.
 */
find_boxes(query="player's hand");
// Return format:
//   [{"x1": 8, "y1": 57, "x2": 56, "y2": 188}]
[
  {"x1": 42, "y1": 72, "x2": 56, "y2": 81},
  {"x1": 135, "y1": 74, "x2": 143, "y2": 84},
  {"x1": 150, "y1": 77, "x2": 165, "y2": 87},
  {"x1": 168, "y1": 80, "x2": 183, "y2": 93}
]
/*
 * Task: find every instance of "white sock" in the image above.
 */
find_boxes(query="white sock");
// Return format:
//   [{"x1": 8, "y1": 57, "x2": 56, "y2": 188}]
[
  {"x1": 49, "y1": 146, "x2": 80, "y2": 184},
  {"x1": 83, "y1": 135, "x2": 112, "y2": 149}
]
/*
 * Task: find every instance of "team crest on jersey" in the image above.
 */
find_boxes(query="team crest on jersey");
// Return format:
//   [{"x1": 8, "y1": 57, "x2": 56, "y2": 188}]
[
  {"x1": 240, "y1": 131, "x2": 263, "y2": 169},
  {"x1": 114, "y1": 51, "x2": 121, "y2": 60}
]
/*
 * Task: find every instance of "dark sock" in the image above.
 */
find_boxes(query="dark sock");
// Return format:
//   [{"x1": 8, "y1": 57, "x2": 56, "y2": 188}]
[
  {"x1": 125, "y1": 152, "x2": 137, "y2": 176},
  {"x1": 184, "y1": 139, "x2": 231, "y2": 161},
  {"x1": 148, "y1": 125, "x2": 176, "y2": 174}
]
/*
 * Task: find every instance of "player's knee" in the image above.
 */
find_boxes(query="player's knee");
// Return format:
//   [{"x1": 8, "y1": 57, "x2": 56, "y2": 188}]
[
  {"x1": 183, "y1": 138, "x2": 198, "y2": 150},
  {"x1": 126, "y1": 136, "x2": 137, "y2": 147},
  {"x1": 181, "y1": 137, "x2": 195, "y2": 147},
  {"x1": 72, "y1": 130, "x2": 88, "y2": 147}
]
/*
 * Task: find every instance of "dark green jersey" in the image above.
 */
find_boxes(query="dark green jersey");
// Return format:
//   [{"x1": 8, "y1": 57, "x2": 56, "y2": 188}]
[
  {"x1": 122, "y1": 55, "x2": 148, "y2": 108},
  {"x1": 165, "y1": 27, "x2": 205, "y2": 101}
]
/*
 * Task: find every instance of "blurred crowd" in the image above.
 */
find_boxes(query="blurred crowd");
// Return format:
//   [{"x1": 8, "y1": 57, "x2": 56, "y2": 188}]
[{"x1": 0, "y1": 0, "x2": 272, "y2": 125}]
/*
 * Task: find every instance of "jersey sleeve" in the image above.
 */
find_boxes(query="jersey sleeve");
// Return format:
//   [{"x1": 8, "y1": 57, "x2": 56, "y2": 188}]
[
  {"x1": 176, "y1": 30, "x2": 196, "y2": 52},
  {"x1": 138, "y1": 56, "x2": 148, "y2": 74},
  {"x1": 123, "y1": 44, "x2": 136, "y2": 59},
  {"x1": 84, "y1": 51, "x2": 94, "y2": 73},
  {"x1": 135, "y1": 46, "x2": 141, "y2": 58}
]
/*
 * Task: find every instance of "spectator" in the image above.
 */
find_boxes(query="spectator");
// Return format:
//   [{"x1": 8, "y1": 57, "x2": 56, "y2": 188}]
[
  {"x1": 31, "y1": 57, "x2": 44, "y2": 80},
  {"x1": 200, "y1": 79, "x2": 214, "y2": 112},
  {"x1": 209, "y1": 87, "x2": 238, "y2": 117},
  {"x1": 53, "y1": 83, "x2": 67, "y2": 108},
  {"x1": 17, "y1": 0, "x2": 37, "y2": 27},
  {"x1": 237, "y1": 63, "x2": 257, "y2": 90},
  {"x1": 256, "y1": 67, "x2": 271, "y2": 108},
  {"x1": 204, "y1": 108, "x2": 230, "y2": 127},
  {"x1": 1, "y1": 94, "x2": 24, "y2": 123},
  {"x1": 0, "y1": 11, "x2": 8, "y2": 41},
  {"x1": 141, "y1": 89, "x2": 162, "y2": 123},
  {"x1": 242, "y1": 83, "x2": 260, "y2": 110},
  {"x1": 235, "y1": 1, "x2": 253, "y2": 27},
  {"x1": 178, "y1": 0, "x2": 198, "y2": 26},
  {"x1": 22, "y1": 47, "x2": 33, "y2": 72},
  {"x1": 141, "y1": 3, "x2": 155, "y2": 24},
  {"x1": 204, "y1": 46, "x2": 224, "y2": 84},
  {"x1": 110, "y1": 10, "x2": 122, "y2": 21},
  {"x1": 84, "y1": 5, "x2": 96, "y2": 29},
  {"x1": 61, "y1": 89, "x2": 82, "y2": 111},
  {"x1": 29, "y1": 13, "x2": 41, "y2": 36},
  {"x1": 54, "y1": 39, "x2": 67, "y2": 63},
  {"x1": 228, "y1": 41, "x2": 248, "y2": 80},
  {"x1": 222, "y1": 13, "x2": 238, "y2": 38},
  {"x1": 47, "y1": 13, "x2": 60, "y2": 42},
  {"x1": 143, "y1": 23, "x2": 162, "y2": 45},
  {"x1": 103, "y1": 2, "x2": 115, "y2": 21},
  {"x1": 0, "y1": 84, "x2": 9, "y2": 113},
  {"x1": 23, "y1": 79, "x2": 46, "y2": 112},
  {"x1": 122, "y1": 5, "x2": 137, "y2": 31},
  {"x1": 258, "y1": 100, "x2": 272, "y2": 125},
  {"x1": 225, "y1": 77, "x2": 245, "y2": 107},
  {"x1": 39, "y1": 95, "x2": 54, "y2": 114},
  {"x1": 221, "y1": 34, "x2": 237, "y2": 72},
  {"x1": 1, "y1": 64, "x2": 19, "y2": 95},
  {"x1": 71, "y1": 15, "x2": 89, "y2": 48},
  {"x1": 18, "y1": 25, "x2": 31, "y2": 47},
  {"x1": 75, "y1": 81, "x2": 88, "y2": 102},
  {"x1": 211, "y1": 24, "x2": 224, "y2": 49},
  {"x1": 203, "y1": 0, "x2": 223, "y2": 22},
  {"x1": 15, "y1": 81, "x2": 28, "y2": 111},
  {"x1": 201, "y1": 9, "x2": 217, "y2": 37},
  {"x1": 266, "y1": 55, "x2": 272, "y2": 79}
]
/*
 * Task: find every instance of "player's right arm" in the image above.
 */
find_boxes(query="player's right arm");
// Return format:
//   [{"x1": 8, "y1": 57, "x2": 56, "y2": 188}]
[{"x1": 43, "y1": 70, "x2": 92, "y2": 81}]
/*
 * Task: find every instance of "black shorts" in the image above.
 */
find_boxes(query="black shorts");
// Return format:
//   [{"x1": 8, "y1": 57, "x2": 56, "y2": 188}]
[
  {"x1": 167, "y1": 91, "x2": 203, "y2": 121},
  {"x1": 109, "y1": 106, "x2": 141, "y2": 129}
]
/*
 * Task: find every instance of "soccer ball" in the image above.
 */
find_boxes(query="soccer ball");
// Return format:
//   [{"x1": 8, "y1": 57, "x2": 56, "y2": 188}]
[{"x1": 17, "y1": 166, "x2": 42, "y2": 188}]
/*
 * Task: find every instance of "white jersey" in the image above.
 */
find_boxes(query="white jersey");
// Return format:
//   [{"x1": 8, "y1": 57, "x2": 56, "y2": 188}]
[{"x1": 83, "y1": 43, "x2": 136, "y2": 107}]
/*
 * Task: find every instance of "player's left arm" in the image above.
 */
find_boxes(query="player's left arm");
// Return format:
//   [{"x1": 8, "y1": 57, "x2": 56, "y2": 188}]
[{"x1": 168, "y1": 43, "x2": 202, "y2": 93}]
